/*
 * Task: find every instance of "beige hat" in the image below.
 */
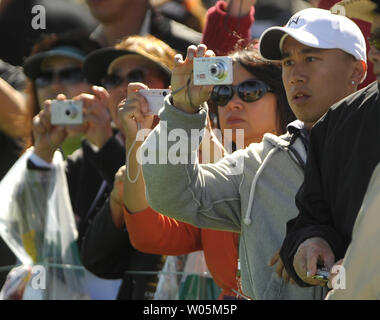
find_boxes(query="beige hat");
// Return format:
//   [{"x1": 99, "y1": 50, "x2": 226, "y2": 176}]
[
  {"x1": 83, "y1": 35, "x2": 176, "y2": 85},
  {"x1": 330, "y1": 0, "x2": 379, "y2": 23}
]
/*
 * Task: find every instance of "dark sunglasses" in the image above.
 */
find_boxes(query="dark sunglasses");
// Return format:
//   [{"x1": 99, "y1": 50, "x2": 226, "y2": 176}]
[
  {"x1": 35, "y1": 68, "x2": 85, "y2": 88},
  {"x1": 211, "y1": 79, "x2": 273, "y2": 107},
  {"x1": 101, "y1": 68, "x2": 145, "y2": 89},
  {"x1": 368, "y1": 35, "x2": 380, "y2": 51}
]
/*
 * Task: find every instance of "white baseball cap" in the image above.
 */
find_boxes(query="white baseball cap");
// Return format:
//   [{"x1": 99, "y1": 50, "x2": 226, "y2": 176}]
[{"x1": 259, "y1": 8, "x2": 367, "y2": 64}]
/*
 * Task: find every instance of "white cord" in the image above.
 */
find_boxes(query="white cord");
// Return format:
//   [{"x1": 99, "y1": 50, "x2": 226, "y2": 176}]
[{"x1": 125, "y1": 123, "x2": 141, "y2": 184}]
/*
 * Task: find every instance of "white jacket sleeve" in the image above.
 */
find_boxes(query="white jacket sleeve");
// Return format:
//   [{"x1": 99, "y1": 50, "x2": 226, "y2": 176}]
[{"x1": 326, "y1": 163, "x2": 380, "y2": 300}]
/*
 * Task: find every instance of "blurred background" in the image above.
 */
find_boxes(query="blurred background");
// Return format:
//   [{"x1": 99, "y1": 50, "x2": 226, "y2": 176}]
[{"x1": 0, "y1": 0, "x2": 313, "y2": 66}]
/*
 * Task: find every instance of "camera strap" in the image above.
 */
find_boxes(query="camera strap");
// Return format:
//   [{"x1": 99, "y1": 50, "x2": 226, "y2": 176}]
[
  {"x1": 126, "y1": 123, "x2": 142, "y2": 184},
  {"x1": 85, "y1": 180, "x2": 107, "y2": 222},
  {"x1": 171, "y1": 71, "x2": 199, "y2": 110}
]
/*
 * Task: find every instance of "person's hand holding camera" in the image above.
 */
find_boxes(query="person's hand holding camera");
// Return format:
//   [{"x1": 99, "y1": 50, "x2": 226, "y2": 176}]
[
  {"x1": 117, "y1": 82, "x2": 154, "y2": 143},
  {"x1": 76, "y1": 86, "x2": 113, "y2": 149},
  {"x1": 118, "y1": 83, "x2": 153, "y2": 212},
  {"x1": 171, "y1": 44, "x2": 215, "y2": 113},
  {"x1": 293, "y1": 237, "x2": 335, "y2": 286},
  {"x1": 33, "y1": 95, "x2": 69, "y2": 163}
]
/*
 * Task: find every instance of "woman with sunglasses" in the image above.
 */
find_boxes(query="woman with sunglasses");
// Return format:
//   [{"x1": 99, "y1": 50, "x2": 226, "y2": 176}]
[
  {"x1": 84, "y1": 1, "x2": 260, "y2": 300},
  {"x1": 106, "y1": 0, "x2": 286, "y2": 300},
  {"x1": 21, "y1": 32, "x2": 139, "y2": 299},
  {"x1": 27, "y1": 34, "x2": 177, "y2": 300},
  {"x1": 212, "y1": 44, "x2": 294, "y2": 149},
  {"x1": 82, "y1": 34, "x2": 175, "y2": 136},
  {"x1": 113, "y1": 41, "x2": 294, "y2": 302},
  {"x1": 75, "y1": 34, "x2": 178, "y2": 300},
  {"x1": 23, "y1": 31, "x2": 101, "y2": 156}
]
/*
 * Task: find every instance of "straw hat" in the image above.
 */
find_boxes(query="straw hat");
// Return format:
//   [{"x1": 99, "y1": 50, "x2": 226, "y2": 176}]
[{"x1": 83, "y1": 34, "x2": 176, "y2": 85}]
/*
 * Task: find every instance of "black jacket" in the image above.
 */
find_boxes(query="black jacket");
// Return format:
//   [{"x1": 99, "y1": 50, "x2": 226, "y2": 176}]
[
  {"x1": 72, "y1": 137, "x2": 162, "y2": 299},
  {"x1": 90, "y1": 7, "x2": 200, "y2": 55},
  {"x1": 280, "y1": 81, "x2": 380, "y2": 287},
  {"x1": 148, "y1": 7, "x2": 200, "y2": 55},
  {"x1": 80, "y1": 199, "x2": 163, "y2": 300},
  {"x1": 65, "y1": 136, "x2": 125, "y2": 245}
]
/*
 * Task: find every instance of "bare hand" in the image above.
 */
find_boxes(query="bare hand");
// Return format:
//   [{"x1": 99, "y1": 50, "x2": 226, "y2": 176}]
[
  {"x1": 268, "y1": 249, "x2": 295, "y2": 284},
  {"x1": 171, "y1": 44, "x2": 215, "y2": 113},
  {"x1": 117, "y1": 82, "x2": 154, "y2": 141},
  {"x1": 33, "y1": 94, "x2": 68, "y2": 163},
  {"x1": 293, "y1": 237, "x2": 335, "y2": 286},
  {"x1": 74, "y1": 86, "x2": 113, "y2": 148}
]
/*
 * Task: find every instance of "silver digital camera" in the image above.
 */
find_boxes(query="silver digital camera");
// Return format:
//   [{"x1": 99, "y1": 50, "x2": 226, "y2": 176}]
[
  {"x1": 139, "y1": 89, "x2": 171, "y2": 115},
  {"x1": 51, "y1": 100, "x2": 83, "y2": 125},
  {"x1": 193, "y1": 56, "x2": 233, "y2": 86},
  {"x1": 311, "y1": 268, "x2": 330, "y2": 283}
]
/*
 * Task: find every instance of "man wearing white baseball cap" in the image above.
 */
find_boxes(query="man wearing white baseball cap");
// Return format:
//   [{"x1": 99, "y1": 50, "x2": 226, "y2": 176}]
[
  {"x1": 278, "y1": 2, "x2": 380, "y2": 292},
  {"x1": 259, "y1": 7, "x2": 367, "y2": 130},
  {"x1": 257, "y1": 7, "x2": 369, "y2": 292},
  {"x1": 140, "y1": 8, "x2": 367, "y2": 300},
  {"x1": 259, "y1": 7, "x2": 367, "y2": 62}
]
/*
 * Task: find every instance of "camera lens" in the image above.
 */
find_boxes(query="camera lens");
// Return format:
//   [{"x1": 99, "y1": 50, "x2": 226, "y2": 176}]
[
  {"x1": 209, "y1": 61, "x2": 227, "y2": 80},
  {"x1": 66, "y1": 103, "x2": 78, "y2": 119}
]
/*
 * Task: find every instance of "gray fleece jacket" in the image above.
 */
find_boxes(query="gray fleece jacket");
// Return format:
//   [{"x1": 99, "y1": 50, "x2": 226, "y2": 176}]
[{"x1": 141, "y1": 97, "x2": 327, "y2": 300}]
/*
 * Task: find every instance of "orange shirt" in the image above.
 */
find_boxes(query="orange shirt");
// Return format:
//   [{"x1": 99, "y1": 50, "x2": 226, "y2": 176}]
[{"x1": 123, "y1": 207, "x2": 239, "y2": 299}]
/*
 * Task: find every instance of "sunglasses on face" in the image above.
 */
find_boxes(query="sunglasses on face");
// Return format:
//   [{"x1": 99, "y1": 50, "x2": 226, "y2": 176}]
[
  {"x1": 211, "y1": 79, "x2": 273, "y2": 107},
  {"x1": 368, "y1": 35, "x2": 380, "y2": 51},
  {"x1": 100, "y1": 68, "x2": 145, "y2": 89},
  {"x1": 35, "y1": 68, "x2": 85, "y2": 88}
]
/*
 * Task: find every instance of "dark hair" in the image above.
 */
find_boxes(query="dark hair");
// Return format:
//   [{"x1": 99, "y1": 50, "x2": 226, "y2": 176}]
[{"x1": 211, "y1": 41, "x2": 295, "y2": 135}]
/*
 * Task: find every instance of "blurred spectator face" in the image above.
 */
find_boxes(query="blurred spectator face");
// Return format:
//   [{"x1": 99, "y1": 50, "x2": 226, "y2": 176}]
[
  {"x1": 86, "y1": 0, "x2": 134, "y2": 23},
  {"x1": 368, "y1": 15, "x2": 380, "y2": 81},
  {"x1": 217, "y1": 63, "x2": 278, "y2": 146},
  {"x1": 100, "y1": 54, "x2": 166, "y2": 126},
  {"x1": 36, "y1": 56, "x2": 90, "y2": 106},
  {"x1": 281, "y1": 36, "x2": 359, "y2": 128},
  {"x1": 36, "y1": 56, "x2": 91, "y2": 135}
]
